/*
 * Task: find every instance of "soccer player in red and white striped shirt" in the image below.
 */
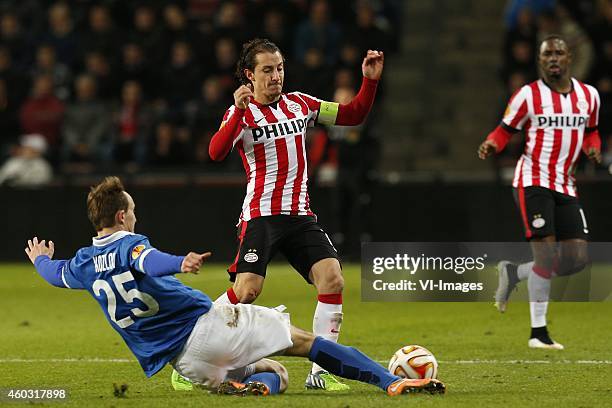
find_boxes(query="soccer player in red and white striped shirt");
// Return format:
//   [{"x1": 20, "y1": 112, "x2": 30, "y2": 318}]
[
  {"x1": 209, "y1": 38, "x2": 384, "y2": 390},
  {"x1": 478, "y1": 36, "x2": 602, "y2": 350}
]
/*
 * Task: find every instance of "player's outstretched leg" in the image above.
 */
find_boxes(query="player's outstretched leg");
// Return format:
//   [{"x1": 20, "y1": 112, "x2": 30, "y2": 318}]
[
  {"x1": 288, "y1": 326, "x2": 446, "y2": 396},
  {"x1": 494, "y1": 261, "x2": 520, "y2": 312}
]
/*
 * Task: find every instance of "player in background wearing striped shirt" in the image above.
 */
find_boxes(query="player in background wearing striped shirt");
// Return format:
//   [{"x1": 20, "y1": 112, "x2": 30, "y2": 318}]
[
  {"x1": 478, "y1": 36, "x2": 602, "y2": 350},
  {"x1": 206, "y1": 38, "x2": 384, "y2": 391}
]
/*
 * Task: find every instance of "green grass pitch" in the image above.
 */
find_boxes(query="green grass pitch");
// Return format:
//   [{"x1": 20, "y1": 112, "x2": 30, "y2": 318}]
[{"x1": 1, "y1": 263, "x2": 610, "y2": 407}]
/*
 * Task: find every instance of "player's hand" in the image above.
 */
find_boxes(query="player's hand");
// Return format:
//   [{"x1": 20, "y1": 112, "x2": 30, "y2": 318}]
[
  {"x1": 181, "y1": 252, "x2": 212, "y2": 274},
  {"x1": 586, "y1": 147, "x2": 602, "y2": 164},
  {"x1": 477, "y1": 140, "x2": 498, "y2": 159},
  {"x1": 25, "y1": 237, "x2": 55, "y2": 264},
  {"x1": 362, "y1": 50, "x2": 384, "y2": 80},
  {"x1": 234, "y1": 84, "x2": 254, "y2": 110}
]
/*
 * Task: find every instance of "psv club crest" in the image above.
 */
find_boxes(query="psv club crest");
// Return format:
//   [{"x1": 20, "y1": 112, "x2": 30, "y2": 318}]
[
  {"x1": 287, "y1": 102, "x2": 301, "y2": 113},
  {"x1": 532, "y1": 215, "x2": 546, "y2": 229},
  {"x1": 244, "y1": 249, "x2": 258, "y2": 263}
]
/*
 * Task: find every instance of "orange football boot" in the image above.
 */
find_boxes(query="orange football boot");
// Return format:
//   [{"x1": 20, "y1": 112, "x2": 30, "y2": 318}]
[
  {"x1": 386, "y1": 378, "x2": 446, "y2": 396},
  {"x1": 217, "y1": 380, "x2": 270, "y2": 396}
]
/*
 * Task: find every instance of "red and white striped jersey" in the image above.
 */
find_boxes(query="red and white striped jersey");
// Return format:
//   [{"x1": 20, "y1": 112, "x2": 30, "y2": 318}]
[
  {"x1": 503, "y1": 78, "x2": 600, "y2": 196},
  {"x1": 222, "y1": 92, "x2": 323, "y2": 221}
]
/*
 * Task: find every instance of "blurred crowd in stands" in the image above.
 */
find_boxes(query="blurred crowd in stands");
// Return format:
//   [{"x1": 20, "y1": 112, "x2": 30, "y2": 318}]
[
  {"x1": 499, "y1": 0, "x2": 612, "y2": 170},
  {"x1": 0, "y1": 0, "x2": 400, "y2": 185}
]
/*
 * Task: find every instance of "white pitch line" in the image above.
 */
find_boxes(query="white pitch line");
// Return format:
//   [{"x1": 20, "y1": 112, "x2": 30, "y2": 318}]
[
  {"x1": 0, "y1": 358, "x2": 133, "y2": 363},
  {"x1": 439, "y1": 360, "x2": 612, "y2": 365},
  {"x1": 1, "y1": 358, "x2": 611, "y2": 365}
]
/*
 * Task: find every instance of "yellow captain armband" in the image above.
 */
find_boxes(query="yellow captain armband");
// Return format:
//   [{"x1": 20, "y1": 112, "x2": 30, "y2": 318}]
[{"x1": 318, "y1": 101, "x2": 339, "y2": 125}]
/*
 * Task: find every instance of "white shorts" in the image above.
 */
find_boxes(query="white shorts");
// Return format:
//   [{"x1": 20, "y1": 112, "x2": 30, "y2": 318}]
[{"x1": 171, "y1": 303, "x2": 293, "y2": 389}]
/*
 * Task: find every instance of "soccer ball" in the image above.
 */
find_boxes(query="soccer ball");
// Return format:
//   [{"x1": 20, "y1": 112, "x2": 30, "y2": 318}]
[{"x1": 388, "y1": 345, "x2": 438, "y2": 379}]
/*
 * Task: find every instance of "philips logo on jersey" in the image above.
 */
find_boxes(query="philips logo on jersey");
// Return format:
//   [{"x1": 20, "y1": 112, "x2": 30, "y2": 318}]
[
  {"x1": 251, "y1": 118, "x2": 309, "y2": 142},
  {"x1": 536, "y1": 115, "x2": 588, "y2": 128},
  {"x1": 93, "y1": 252, "x2": 116, "y2": 273}
]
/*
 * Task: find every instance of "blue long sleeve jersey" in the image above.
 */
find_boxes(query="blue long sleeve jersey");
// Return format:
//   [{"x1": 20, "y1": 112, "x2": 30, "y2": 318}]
[{"x1": 33, "y1": 231, "x2": 212, "y2": 377}]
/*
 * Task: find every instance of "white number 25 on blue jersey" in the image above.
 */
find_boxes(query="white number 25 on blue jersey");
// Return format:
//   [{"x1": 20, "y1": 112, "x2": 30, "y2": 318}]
[{"x1": 92, "y1": 271, "x2": 159, "y2": 329}]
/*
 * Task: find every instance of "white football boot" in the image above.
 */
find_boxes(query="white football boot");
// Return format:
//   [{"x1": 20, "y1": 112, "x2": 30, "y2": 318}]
[
  {"x1": 528, "y1": 337, "x2": 564, "y2": 350},
  {"x1": 494, "y1": 261, "x2": 520, "y2": 313}
]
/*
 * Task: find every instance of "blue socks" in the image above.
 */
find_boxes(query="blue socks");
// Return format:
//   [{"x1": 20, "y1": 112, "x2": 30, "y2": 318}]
[
  {"x1": 308, "y1": 337, "x2": 400, "y2": 391},
  {"x1": 242, "y1": 338, "x2": 401, "y2": 393},
  {"x1": 243, "y1": 372, "x2": 281, "y2": 394}
]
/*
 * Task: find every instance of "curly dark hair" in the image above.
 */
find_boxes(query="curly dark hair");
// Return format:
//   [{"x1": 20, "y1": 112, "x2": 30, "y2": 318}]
[
  {"x1": 87, "y1": 176, "x2": 128, "y2": 231},
  {"x1": 235, "y1": 38, "x2": 283, "y2": 85}
]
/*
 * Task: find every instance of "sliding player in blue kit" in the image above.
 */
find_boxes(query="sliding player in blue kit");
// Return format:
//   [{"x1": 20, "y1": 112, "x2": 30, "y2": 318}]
[{"x1": 25, "y1": 176, "x2": 445, "y2": 397}]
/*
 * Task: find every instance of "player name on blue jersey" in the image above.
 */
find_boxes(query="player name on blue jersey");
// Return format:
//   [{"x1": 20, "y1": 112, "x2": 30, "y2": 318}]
[{"x1": 92, "y1": 252, "x2": 116, "y2": 273}]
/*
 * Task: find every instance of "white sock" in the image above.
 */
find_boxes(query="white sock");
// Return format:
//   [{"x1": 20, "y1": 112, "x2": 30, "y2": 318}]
[
  {"x1": 517, "y1": 261, "x2": 534, "y2": 281},
  {"x1": 311, "y1": 300, "x2": 343, "y2": 374},
  {"x1": 529, "y1": 302, "x2": 548, "y2": 328},
  {"x1": 528, "y1": 268, "x2": 551, "y2": 328}
]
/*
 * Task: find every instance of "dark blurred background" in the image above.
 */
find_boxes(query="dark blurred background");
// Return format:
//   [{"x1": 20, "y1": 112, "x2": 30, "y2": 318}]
[{"x1": 0, "y1": 0, "x2": 610, "y2": 261}]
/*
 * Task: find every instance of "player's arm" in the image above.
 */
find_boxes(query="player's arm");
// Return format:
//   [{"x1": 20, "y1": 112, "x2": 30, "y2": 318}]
[
  {"x1": 478, "y1": 124, "x2": 518, "y2": 159},
  {"x1": 209, "y1": 85, "x2": 253, "y2": 161},
  {"x1": 317, "y1": 50, "x2": 384, "y2": 127},
  {"x1": 25, "y1": 237, "x2": 72, "y2": 288},
  {"x1": 582, "y1": 129, "x2": 601, "y2": 164},
  {"x1": 130, "y1": 243, "x2": 211, "y2": 276},
  {"x1": 478, "y1": 86, "x2": 529, "y2": 159},
  {"x1": 582, "y1": 88, "x2": 602, "y2": 164}
]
